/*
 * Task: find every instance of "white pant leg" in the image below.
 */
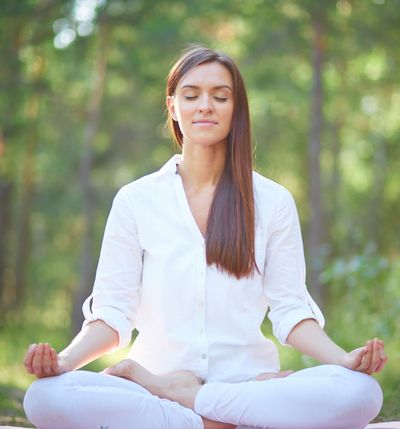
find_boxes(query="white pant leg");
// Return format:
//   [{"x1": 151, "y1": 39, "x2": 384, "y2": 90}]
[
  {"x1": 23, "y1": 370, "x2": 203, "y2": 429},
  {"x1": 195, "y1": 365, "x2": 383, "y2": 429}
]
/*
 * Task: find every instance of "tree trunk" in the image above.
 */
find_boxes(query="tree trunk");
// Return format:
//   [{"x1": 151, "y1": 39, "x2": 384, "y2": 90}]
[
  {"x1": 308, "y1": 15, "x2": 325, "y2": 307},
  {"x1": 329, "y1": 120, "x2": 342, "y2": 257},
  {"x1": 15, "y1": 118, "x2": 37, "y2": 308},
  {"x1": 71, "y1": 21, "x2": 109, "y2": 335},
  {"x1": 369, "y1": 137, "x2": 387, "y2": 248},
  {"x1": 0, "y1": 174, "x2": 13, "y2": 309}
]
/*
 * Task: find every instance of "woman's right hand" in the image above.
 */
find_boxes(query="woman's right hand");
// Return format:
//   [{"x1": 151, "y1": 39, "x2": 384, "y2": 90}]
[{"x1": 24, "y1": 343, "x2": 70, "y2": 378}]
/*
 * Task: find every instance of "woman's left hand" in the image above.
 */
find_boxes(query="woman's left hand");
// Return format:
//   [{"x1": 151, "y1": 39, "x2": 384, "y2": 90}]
[{"x1": 340, "y1": 338, "x2": 388, "y2": 374}]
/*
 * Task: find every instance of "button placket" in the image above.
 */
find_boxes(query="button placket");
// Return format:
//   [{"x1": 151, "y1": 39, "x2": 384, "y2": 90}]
[{"x1": 196, "y1": 243, "x2": 208, "y2": 370}]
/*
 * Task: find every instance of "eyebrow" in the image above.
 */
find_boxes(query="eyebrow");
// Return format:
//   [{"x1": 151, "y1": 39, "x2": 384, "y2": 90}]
[{"x1": 180, "y1": 84, "x2": 232, "y2": 91}]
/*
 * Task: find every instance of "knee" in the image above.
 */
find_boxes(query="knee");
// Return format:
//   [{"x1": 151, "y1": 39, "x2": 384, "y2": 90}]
[
  {"x1": 24, "y1": 378, "x2": 48, "y2": 426},
  {"x1": 354, "y1": 373, "x2": 383, "y2": 420},
  {"x1": 24, "y1": 377, "x2": 59, "y2": 426},
  {"x1": 337, "y1": 369, "x2": 383, "y2": 428},
  {"x1": 24, "y1": 374, "x2": 72, "y2": 427}
]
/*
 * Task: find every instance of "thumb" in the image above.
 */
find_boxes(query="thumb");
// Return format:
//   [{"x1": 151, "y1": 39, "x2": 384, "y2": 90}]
[{"x1": 351, "y1": 347, "x2": 366, "y2": 367}]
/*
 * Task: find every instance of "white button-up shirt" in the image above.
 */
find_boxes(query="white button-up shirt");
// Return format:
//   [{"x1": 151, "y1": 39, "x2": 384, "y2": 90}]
[{"x1": 82, "y1": 155, "x2": 324, "y2": 383}]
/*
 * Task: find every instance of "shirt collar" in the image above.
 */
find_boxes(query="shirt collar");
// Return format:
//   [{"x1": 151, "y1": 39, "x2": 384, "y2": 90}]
[{"x1": 158, "y1": 154, "x2": 182, "y2": 176}]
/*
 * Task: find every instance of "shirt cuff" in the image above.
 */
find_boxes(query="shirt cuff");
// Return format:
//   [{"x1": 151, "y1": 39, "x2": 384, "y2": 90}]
[
  {"x1": 82, "y1": 298, "x2": 132, "y2": 349},
  {"x1": 273, "y1": 292, "x2": 325, "y2": 346}
]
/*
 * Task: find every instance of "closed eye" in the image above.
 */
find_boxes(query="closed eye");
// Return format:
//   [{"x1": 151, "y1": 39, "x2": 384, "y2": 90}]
[{"x1": 184, "y1": 96, "x2": 228, "y2": 102}]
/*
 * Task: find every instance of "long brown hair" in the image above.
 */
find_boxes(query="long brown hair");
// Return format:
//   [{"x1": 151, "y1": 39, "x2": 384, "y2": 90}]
[{"x1": 166, "y1": 46, "x2": 258, "y2": 279}]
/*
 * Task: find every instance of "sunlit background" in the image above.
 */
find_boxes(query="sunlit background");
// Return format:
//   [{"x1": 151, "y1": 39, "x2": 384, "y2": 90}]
[{"x1": 0, "y1": 0, "x2": 399, "y2": 425}]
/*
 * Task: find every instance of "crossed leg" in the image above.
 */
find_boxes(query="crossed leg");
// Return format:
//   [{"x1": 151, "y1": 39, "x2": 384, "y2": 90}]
[
  {"x1": 24, "y1": 370, "x2": 204, "y2": 429},
  {"x1": 24, "y1": 365, "x2": 383, "y2": 429}
]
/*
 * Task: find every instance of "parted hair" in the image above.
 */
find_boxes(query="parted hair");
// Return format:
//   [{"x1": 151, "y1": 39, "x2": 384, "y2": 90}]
[{"x1": 166, "y1": 45, "x2": 258, "y2": 279}]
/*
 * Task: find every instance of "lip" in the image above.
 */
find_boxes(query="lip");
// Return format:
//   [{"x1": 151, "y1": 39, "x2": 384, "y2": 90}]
[{"x1": 192, "y1": 120, "x2": 218, "y2": 125}]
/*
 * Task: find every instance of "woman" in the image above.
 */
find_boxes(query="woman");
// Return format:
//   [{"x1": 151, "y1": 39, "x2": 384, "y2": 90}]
[{"x1": 23, "y1": 46, "x2": 387, "y2": 429}]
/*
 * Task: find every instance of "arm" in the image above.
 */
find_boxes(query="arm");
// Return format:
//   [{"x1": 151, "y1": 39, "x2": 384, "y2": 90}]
[
  {"x1": 263, "y1": 187, "x2": 387, "y2": 374},
  {"x1": 60, "y1": 319, "x2": 118, "y2": 369},
  {"x1": 263, "y1": 187, "x2": 325, "y2": 345},
  {"x1": 25, "y1": 185, "x2": 143, "y2": 378},
  {"x1": 287, "y1": 318, "x2": 387, "y2": 374},
  {"x1": 287, "y1": 318, "x2": 346, "y2": 364}
]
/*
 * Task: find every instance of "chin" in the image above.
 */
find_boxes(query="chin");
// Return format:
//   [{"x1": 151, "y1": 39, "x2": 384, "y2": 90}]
[
  {"x1": 183, "y1": 133, "x2": 229, "y2": 148},
  {"x1": 189, "y1": 139, "x2": 227, "y2": 148}
]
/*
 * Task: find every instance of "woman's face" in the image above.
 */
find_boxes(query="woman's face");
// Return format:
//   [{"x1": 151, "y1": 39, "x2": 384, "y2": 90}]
[{"x1": 167, "y1": 61, "x2": 234, "y2": 148}]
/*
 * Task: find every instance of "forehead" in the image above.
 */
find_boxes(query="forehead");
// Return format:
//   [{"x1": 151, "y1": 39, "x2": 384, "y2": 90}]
[{"x1": 177, "y1": 62, "x2": 233, "y2": 89}]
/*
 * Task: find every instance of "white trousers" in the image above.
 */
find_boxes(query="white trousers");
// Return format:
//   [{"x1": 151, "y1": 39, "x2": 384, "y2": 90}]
[{"x1": 24, "y1": 364, "x2": 383, "y2": 429}]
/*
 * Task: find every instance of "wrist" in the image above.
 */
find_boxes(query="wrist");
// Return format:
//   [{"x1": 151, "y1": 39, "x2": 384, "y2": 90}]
[
  {"x1": 58, "y1": 352, "x2": 74, "y2": 372},
  {"x1": 335, "y1": 351, "x2": 350, "y2": 367}
]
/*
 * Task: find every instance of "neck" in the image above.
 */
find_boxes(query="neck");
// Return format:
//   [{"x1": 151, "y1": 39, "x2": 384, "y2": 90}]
[{"x1": 178, "y1": 141, "x2": 227, "y2": 192}]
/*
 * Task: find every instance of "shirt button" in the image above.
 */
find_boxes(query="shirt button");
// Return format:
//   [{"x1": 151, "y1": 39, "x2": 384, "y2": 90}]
[
  {"x1": 199, "y1": 328, "x2": 205, "y2": 334},
  {"x1": 201, "y1": 353, "x2": 207, "y2": 359},
  {"x1": 198, "y1": 300, "x2": 205, "y2": 308}
]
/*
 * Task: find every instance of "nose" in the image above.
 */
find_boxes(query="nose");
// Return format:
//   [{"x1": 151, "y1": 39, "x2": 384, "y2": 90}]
[{"x1": 199, "y1": 95, "x2": 212, "y2": 112}]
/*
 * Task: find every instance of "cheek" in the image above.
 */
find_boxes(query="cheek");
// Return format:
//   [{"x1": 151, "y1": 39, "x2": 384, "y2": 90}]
[
  {"x1": 176, "y1": 101, "x2": 195, "y2": 120},
  {"x1": 174, "y1": 105, "x2": 195, "y2": 136},
  {"x1": 224, "y1": 105, "x2": 234, "y2": 126}
]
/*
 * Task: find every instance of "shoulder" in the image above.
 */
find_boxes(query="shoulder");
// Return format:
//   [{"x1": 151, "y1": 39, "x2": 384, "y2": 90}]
[
  {"x1": 114, "y1": 155, "x2": 178, "y2": 204},
  {"x1": 114, "y1": 168, "x2": 170, "y2": 205},
  {"x1": 252, "y1": 171, "x2": 300, "y2": 230},
  {"x1": 252, "y1": 171, "x2": 294, "y2": 206}
]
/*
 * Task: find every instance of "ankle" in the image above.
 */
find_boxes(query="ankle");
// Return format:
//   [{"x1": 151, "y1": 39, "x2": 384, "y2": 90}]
[
  {"x1": 139, "y1": 373, "x2": 166, "y2": 397},
  {"x1": 168, "y1": 384, "x2": 201, "y2": 409}
]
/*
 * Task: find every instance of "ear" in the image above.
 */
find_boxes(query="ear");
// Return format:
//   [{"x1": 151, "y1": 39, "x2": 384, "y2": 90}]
[{"x1": 166, "y1": 95, "x2": 177, "y2": 121}]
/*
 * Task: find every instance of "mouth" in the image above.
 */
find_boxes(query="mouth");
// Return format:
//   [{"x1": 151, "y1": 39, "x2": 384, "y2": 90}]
[{"x1": 192, "y1": 120, "x2": 218, "y2": 126}]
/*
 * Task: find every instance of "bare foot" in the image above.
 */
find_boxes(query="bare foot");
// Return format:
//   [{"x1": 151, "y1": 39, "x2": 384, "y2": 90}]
[
  {"x1": 202, "y1": 418, "x2": 236, "y2": 429},
  {"x1": 104, "y1": 359, "x2": 202, "y2": 407},
  {"x1": 106, "y1": 360, "x2": 235, "y2": 426},
  {"x1": 253, "y1": 370, "x2": 294, "y2": 381}
]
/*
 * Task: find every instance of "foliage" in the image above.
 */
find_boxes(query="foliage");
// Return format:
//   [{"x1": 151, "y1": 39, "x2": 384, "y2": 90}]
[
  {"x1": 1, "y1": 0, "x2": 399, "y2": 423},
  {"x1": 322, "y1": 253, "x2": 400, "y2": 420}
]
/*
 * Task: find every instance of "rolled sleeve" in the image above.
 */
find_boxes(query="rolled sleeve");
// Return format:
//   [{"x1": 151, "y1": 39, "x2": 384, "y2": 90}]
[
  {"x1": 263, "y1": 187, "x2": 324, "y2": 345},
  {"x1": 82, "y1": 185, "x2": 143, "y2": 349}
]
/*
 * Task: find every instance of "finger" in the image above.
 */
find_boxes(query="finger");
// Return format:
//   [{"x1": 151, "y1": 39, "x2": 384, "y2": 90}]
[
  {"x1": 369, "y1": 339, "x2": 387, "y2": 373},
  {"x1": 375, "y1": 349, "x2": 388, "y2": 373},
  {"x1": 42, "y1": 344, "x2": 52, "y2": 375},
  {"x1": 370, "y1": 338, "x2": 382, "y2": 373},
  {"x1": 24, "y1": 344, "x2": 37, "y2": 373},
  {"x1": 50, "y1": 348, "x2": 59, "y2": 373},
  {"x1": 358, "y1": 341, "x2": 373, "y2": 372},
  {"x1": 351, "y1": 347, "x2": 366, "y2": 369},
  {"x1": 31, "y1": 343, "x2": 44, "y2": 377},
  {"x1": 375, "y1": 356, "x2": 388, "y2": 373}
]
